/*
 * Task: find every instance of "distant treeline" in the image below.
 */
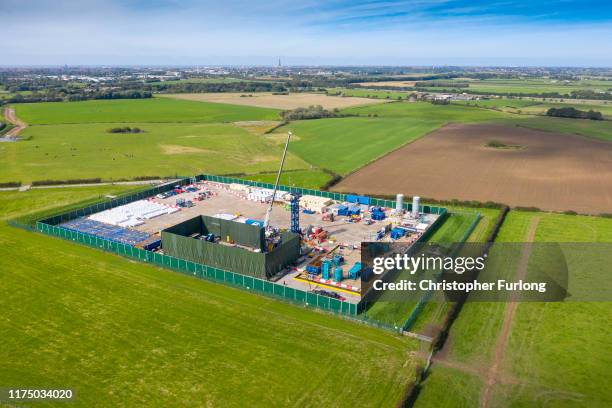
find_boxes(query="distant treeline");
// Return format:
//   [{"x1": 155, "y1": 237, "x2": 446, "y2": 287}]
[
  {"x1": 2, "y1": 90, "x2": 151, "y2": 104},
  {"x1": 546, "y1": 107, "x2": 603, "y2": 120},
  {"x1": 350, "y1": 84, "x2": 612, "y2": 101},
  {"x1": 415, "y1": 81, "x2": 469, "y2": 88},
  {"x1": 155, "y1": 82, "x2": 287, "y2": 93},
  {"x1": 68, "y1": 91, "x2": 152, "y2": 101}
]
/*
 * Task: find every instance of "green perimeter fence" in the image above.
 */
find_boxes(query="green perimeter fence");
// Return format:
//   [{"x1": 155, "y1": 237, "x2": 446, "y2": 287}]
[{"x1": 34, "y1": 173, "x2": 448, "y2": 322}]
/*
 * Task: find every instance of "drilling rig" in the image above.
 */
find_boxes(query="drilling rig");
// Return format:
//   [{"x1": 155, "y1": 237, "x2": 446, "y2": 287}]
[{"x1": 263, "y1": 131, "x2": 300, "y2": 234}]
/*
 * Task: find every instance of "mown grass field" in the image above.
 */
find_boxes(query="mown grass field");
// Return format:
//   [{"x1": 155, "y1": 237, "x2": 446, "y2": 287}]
[
  {"x1": 519, "y1": 102, "x2": 612, "y2": 118},
  {"x1": 273, "y1": 116, "x2": 441, "y2": 175},
  {"x1": 416, "y1": 78, "x2": 612, "y2": 95},
  {"x1": 452, "y1": 99, "x2": 542, "y2": 110},
  {"x1": 0, "y1": 187, "x2": 421, "y2": 407},
  {"x1": 326, "y1": 87, "x2": 410, "y2": 100},
  {"x1": 13, "y1": 98, "x2": 280, "y2": 124},
  {"x1": 342, "y1": 100, "x2": 612, "y2": 141},
  {"x1": 454, "y1": 98, "x2": 612, "y2": 116},
  {"x1": 0, "y1": 122, "x2": 310, "y2": 183},
  {"x1": 416, "y1": 211, "x2": 612, "y2": 407},
  {"x1": 501, "y1": 116, "x2": 612, "y2": 141},
  {"x1": 244, "y1": 170, "x2": 333, "y2": 189},
  {"x1": 342, "y1": 101, "x2": 510, "y2": 121}
]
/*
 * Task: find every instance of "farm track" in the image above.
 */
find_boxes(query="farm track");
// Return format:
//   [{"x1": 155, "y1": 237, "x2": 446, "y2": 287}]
[
  {"x1": 480, "y1": 216, "x2": 540, "y2": 407},
  {"x1": 2, "y1": 107, "x2": 27, "y2": 139}
]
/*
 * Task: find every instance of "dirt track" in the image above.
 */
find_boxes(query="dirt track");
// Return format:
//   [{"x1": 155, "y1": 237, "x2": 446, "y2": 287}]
[
  {"x1": 480, "y1": 217, "x2": 539, "y2": 407},
  {"x1": 2, "y1": 107, "x2": 27, "y2": 139},
  {"x1": 335, "y1": 123, "x2": 612, "y2": 214}
]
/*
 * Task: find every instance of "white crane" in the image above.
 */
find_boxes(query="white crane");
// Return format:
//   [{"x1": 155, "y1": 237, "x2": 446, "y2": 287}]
[{"x1": 263, "y1": 131, "x2": 292, "y2": 230}]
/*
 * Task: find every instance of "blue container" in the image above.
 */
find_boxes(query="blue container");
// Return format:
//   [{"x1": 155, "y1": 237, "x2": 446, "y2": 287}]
[
  {"x1": 332, "y1": 255, "x2": 344, "y2": 265},
  {"x1": 390, "y1": 227, "x2": 406, "y2": 240},
  {"x1": 347, "y1": 194, "x2": 370, "y2": 205},
  {"x1": 337, "y1": 205, "x2": 349, "y2": 216},
  {"x1": 348, "y1": 262, "x2": 362, "y2": 279},
  {"x1": 371, "y1": 211, "x2": 385, "y2": 220},
  {"x1": 334, "y1": 266, "x2": 343, "y2": 282},
  {"x1": 143, "y1": 239, "x2": 161, "y2": 251},
  {"x1": 245, "y1": 219, "x2": 265, "y2": 227},
  {"x1": 358, "y1": 196, "x2": 370, "y2": 205},
  {"x1": 322, "y1": 261, "x2": 331, "y2": 279},
  {"x1": 306, "y1": 265, "x2": 321, "y2": 275}
]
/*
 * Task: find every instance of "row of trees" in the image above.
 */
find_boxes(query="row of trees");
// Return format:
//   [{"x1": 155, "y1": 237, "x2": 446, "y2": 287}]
[
  {"x1": 280, "y1": 105, "x2": 345, "y2": 121},
  {"x1": 68, "y1": 91, "x2": 152, "y2": 101},
  {"x1": 1, "y1": 90, "x2": 150, "y2": 105},
  {"x1": 154, "y1": 82, "x2": 286, "y2": 93},
  {"x1": 546, "y1": 107, "x2": 603, "y2": 120},
  {"x1": 107, "y1": 126, "x2": 143, "y2": 133},
  {"x1": 415, "y1": 81, "x2": 469, "y2": 88}
]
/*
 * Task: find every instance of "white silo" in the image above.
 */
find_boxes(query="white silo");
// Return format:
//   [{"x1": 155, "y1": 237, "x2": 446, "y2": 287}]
[
  {"x1": 395, "y1": 194, "x2": 404, "y2": 215},
  {"x1": 412, "y1": 196, "x2": 420, "y2": 217}
]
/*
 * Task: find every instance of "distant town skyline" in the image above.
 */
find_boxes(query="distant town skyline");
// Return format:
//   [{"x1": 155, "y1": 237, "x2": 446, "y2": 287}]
[{"x1": 2, "y1": 0, "x2": 611, "y2": 66}]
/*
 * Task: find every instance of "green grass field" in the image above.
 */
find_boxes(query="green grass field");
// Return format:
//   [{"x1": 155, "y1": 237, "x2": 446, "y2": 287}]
[
  {"x1": 519, "y1": 101, "x2": 612, "y2": 118},
  {"x1": 500, "y1": 116, "x2": 612, "y2": 141},
  {"x1": 0, "y1": 122, "x2": 310, "y2": 183},
  {"x1": 453, "y1": 98, "x2": 612, "y2": 121},
  {"x1": 244, "y1": 170, "x2": 333, "y2": 189},
  {"x1": 272, "y1": 116, "x2": 440, "y2": 175},
  {"x1": 0, "y1": 187, "x2": 421, "y2": 407},
  {"x1": 342, "y1": 101, "x2": 510, "y2": 121},
  {"x1": 416, "y1": 78, "x2": 612, "y2": 95},
  {"x1": 416, "y1": 211, "x2": 612, "y2": 407},
  {"x1": 343, "y1": 100, "x2": 612, "y2": 141},
  {"x1": 6, "y1": 98, "x2": 610, "y2": 187},
  {"x1": 13, "y1": 98, "x2": 280, "y2": 125},
  {"x1": 452, "y1": 99, "x2": 542, "y2": 110},
  {"x1": 326, "y1": 87, "x2": 410, "y2": 100}
]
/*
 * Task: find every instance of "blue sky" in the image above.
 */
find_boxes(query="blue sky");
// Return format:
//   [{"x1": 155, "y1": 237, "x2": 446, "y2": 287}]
[{"x1": 1, "y1": 0, "x2": 611, "y2": 66}]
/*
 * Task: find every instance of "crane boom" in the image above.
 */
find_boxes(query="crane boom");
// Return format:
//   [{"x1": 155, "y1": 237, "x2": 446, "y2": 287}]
[{"x1": 263, "y1": 131, "x2": 292, "y2": 229}]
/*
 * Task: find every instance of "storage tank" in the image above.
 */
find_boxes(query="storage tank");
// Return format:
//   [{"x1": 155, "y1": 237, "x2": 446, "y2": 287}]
[
  {"x1": 412, "y1": 196, "x2": 420, "y2": 217},
  {"x1": 322, "y1": 261, "x2": 331, "y2": 280},
  {"x1": 334, "y1": 266, "x2": 343, "y2": 282},
  {"x1": 395, "y1": 194, "x2": 404, "y2": 215}
]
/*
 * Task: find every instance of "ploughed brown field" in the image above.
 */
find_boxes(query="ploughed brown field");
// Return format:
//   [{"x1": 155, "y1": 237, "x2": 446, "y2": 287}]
[{"x1": 335, "y1": 124, "x2": 612, "y2": 214}]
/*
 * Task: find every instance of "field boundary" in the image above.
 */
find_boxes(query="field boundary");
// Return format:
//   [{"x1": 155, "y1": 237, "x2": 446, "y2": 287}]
[
  {"x1": 31, "y1": 173, "x2": 447, "y2": 326},
  {"x1": 402, "y1": 211, "x2": 482, "y2": 332}
]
